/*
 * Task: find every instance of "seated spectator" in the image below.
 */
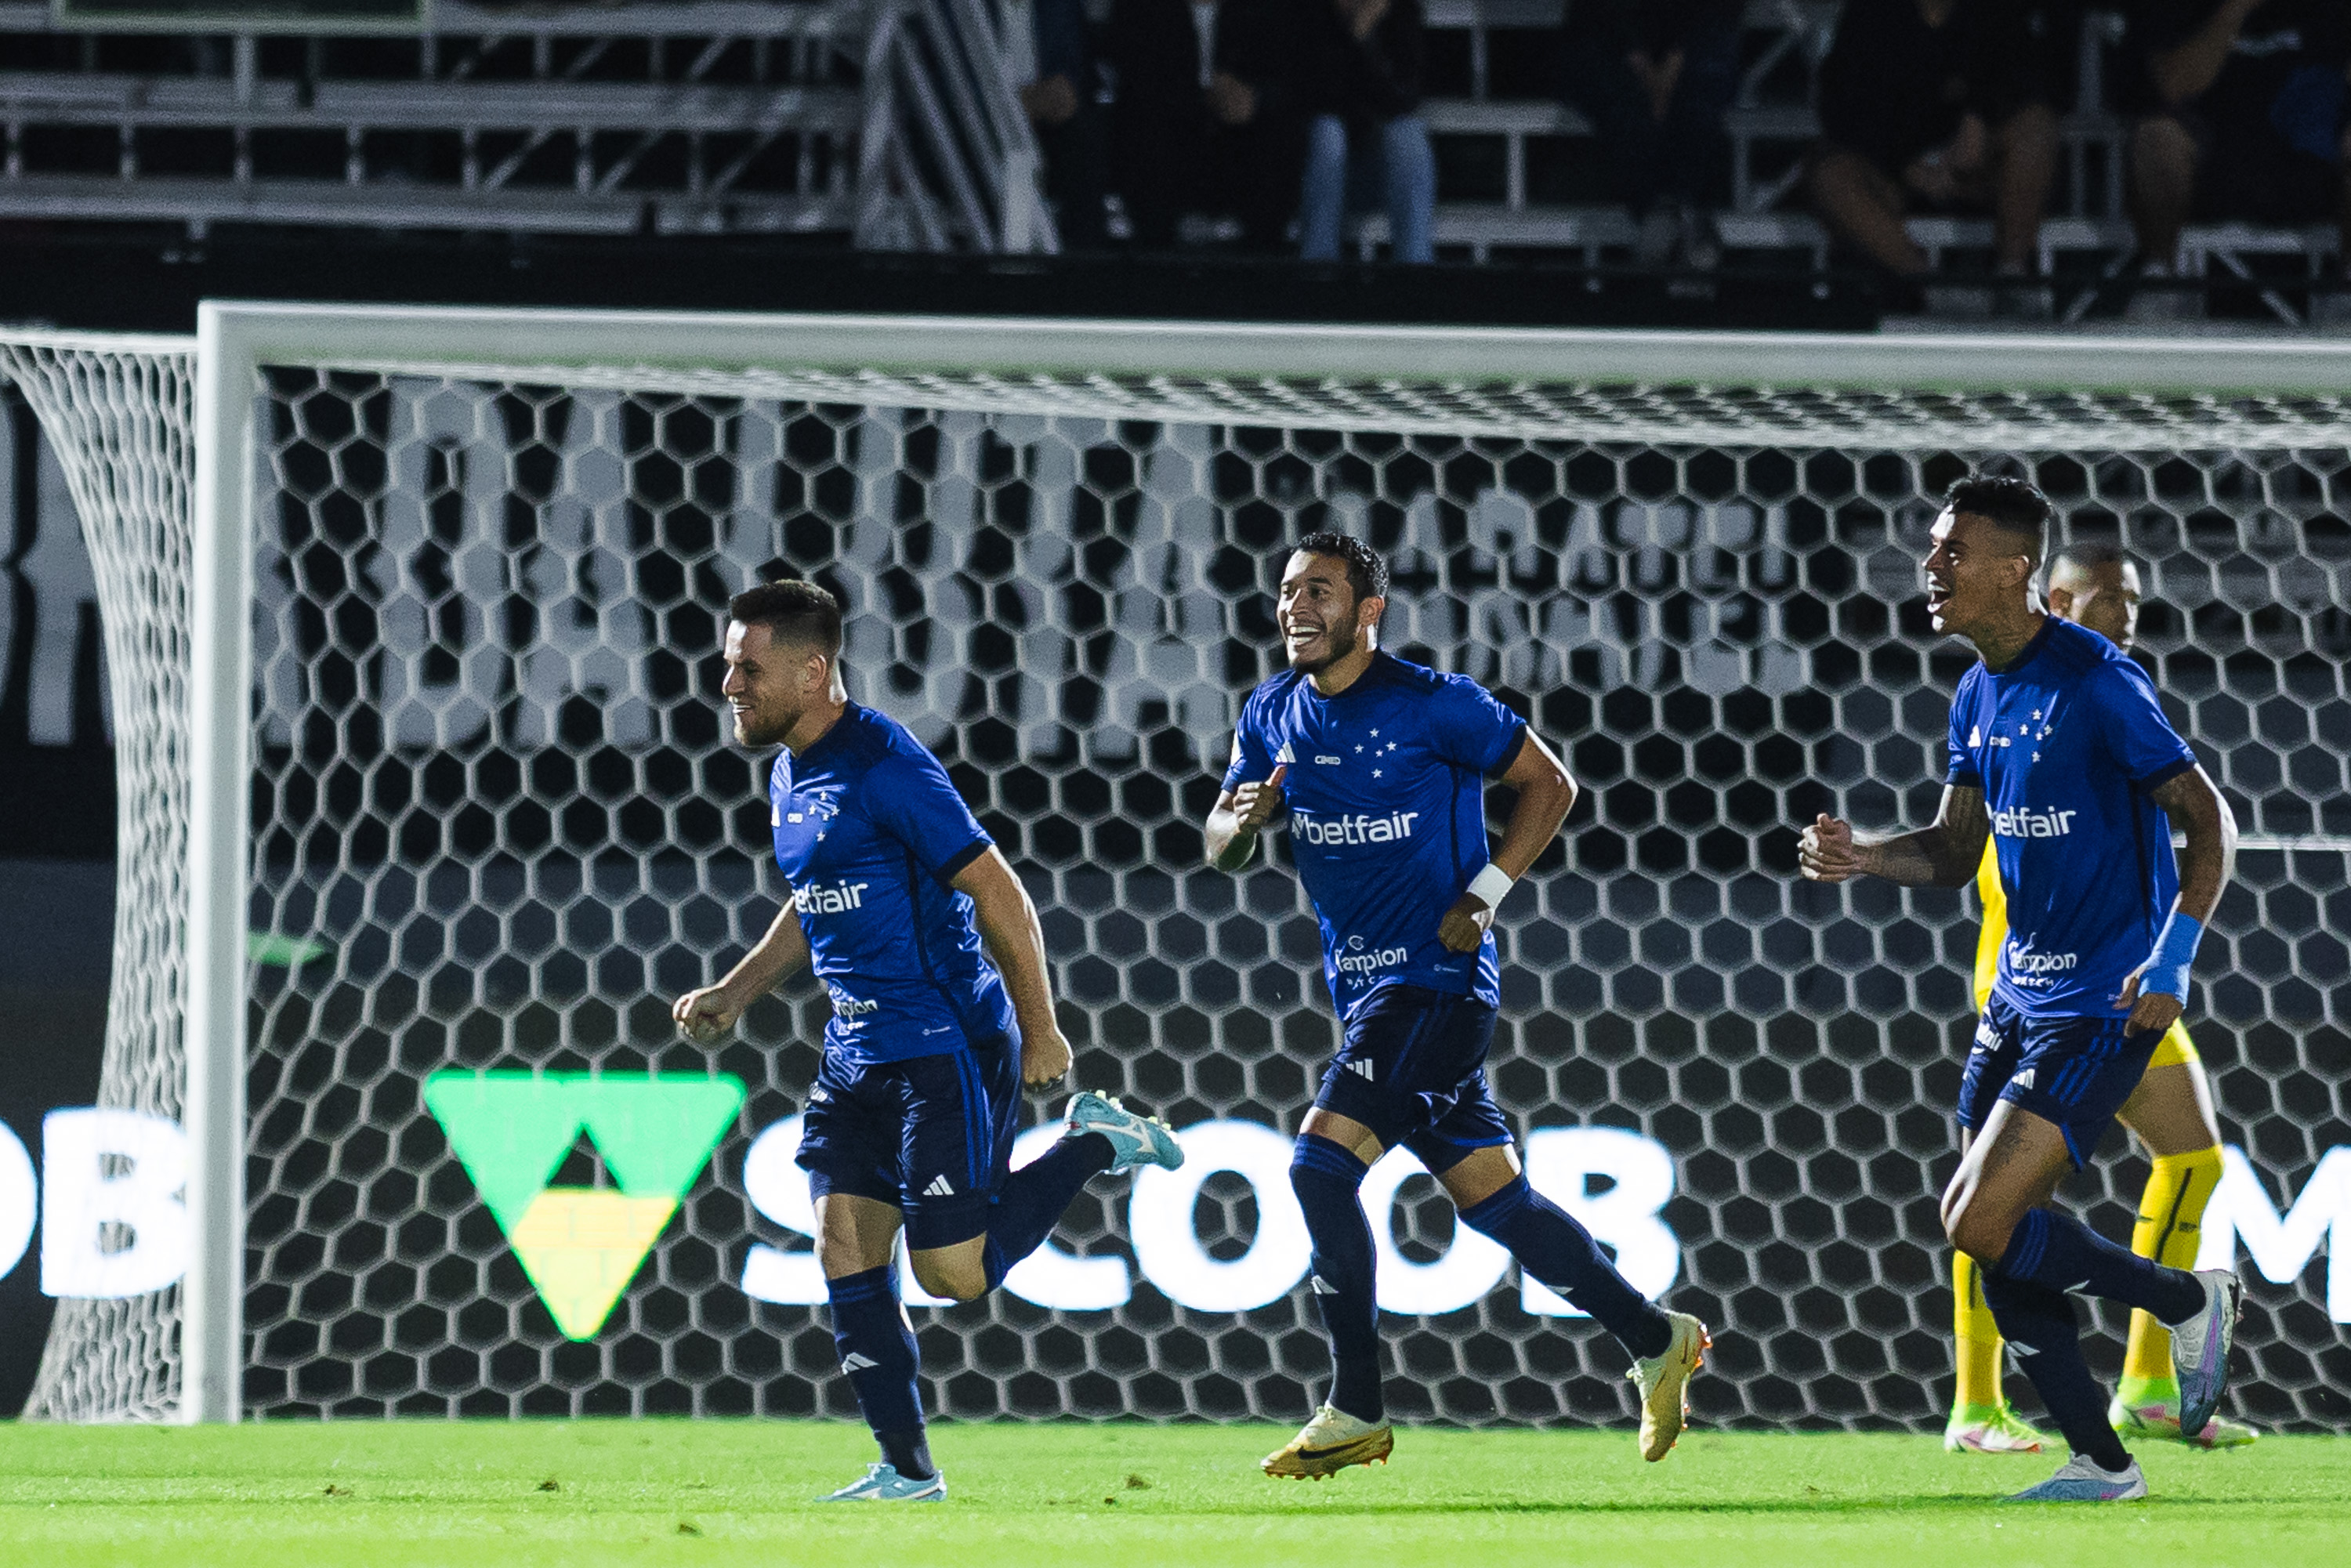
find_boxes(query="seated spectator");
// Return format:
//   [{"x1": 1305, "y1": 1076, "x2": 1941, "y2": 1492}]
[
  {"x1": 1807, "y1": 0, "x2": 2061, "y2": 311},
  {"x1": 1295, "y1": 0, "x2": 1435, "y2": 263},
  {"x1": 1560, "y1": 0, "x2": 1742, "y2": 270},
  {"x1": 2127, "y1": 0, "x2": 2351, "y2": 320},
  {"x1": 1106, "y1": 0, "x2": 1305, "y2": 249},
  {"x1": 1023, "y1": 0, "x2": 1111, "y2": 248},
  {"x1": 1106, "y1": 0, "x2": 1210, "y2": 248}
]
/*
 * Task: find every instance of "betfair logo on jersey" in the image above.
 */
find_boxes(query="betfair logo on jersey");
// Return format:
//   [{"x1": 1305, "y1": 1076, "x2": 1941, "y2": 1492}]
[
  {"x1": 1294, "y1": 809, "x2": 1421, "y2": 846},
  {"x1": 793, "y1": 878, "x2": 871, "y2": 915},
  {"x1": 1989, "y1": 806, "x2": 2078, "y2": 838},
  {"x1": 423, "y1": 1072, "x2": 744, "y2": 1340}
]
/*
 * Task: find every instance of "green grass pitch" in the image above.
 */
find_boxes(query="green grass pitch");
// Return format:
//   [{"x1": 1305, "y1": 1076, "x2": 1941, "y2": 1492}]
[{"x1": 2, "y1": 1420, "x2": 2345, "y2": 1566}]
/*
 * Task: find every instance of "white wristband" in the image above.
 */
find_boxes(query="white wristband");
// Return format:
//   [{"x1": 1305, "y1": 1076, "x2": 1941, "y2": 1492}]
[{"x1": 1465, "y1": 863, "x2": 1514, "y2": 909}]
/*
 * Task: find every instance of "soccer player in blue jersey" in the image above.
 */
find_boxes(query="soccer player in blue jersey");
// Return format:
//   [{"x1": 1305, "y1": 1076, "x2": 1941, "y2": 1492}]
[
  {"x1": 1800, "y1": 476, "x2": 2243, "y2": 1503},
  {"x1": 672, "y1": 579, "x2": 1183, "y2": 1504},
  {"x1": 1204, "y1": 534, "x2": 1709, "y2": 1480}
]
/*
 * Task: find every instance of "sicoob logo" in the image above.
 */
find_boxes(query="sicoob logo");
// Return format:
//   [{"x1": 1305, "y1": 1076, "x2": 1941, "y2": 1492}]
[{"x1": 423, "y1": 1072, "x2": 744, "y2": 1339}]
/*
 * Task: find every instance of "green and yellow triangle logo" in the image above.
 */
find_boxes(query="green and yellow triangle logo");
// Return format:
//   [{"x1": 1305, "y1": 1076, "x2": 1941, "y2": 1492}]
[{"x1": 423, "y1": 1071, "x2": 745, "y2": 1340}]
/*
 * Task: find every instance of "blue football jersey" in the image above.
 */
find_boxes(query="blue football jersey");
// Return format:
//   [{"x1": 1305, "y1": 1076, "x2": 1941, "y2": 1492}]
[
  {"x1": 1946, "y1": 616, "x2": 2198, "y2": 1019},
  {"x1": 1226, "y1": 652, "x2": 1529, "y2": 1018},
  {"x1": 768, "y1": 704, "x2": 1015, "y2": 1062}
]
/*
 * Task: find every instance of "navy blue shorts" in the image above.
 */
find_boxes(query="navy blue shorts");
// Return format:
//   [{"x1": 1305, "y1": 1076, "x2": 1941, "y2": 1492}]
[
  {"x1": 795, "y1": 1034, "x2": 1020, "y2": 1250},
  {"x1": 1957, "y1": 993, "x2": 2162, "y2": 1168},
  {"x1": 1314, "y1": 984, "x2": 1513, "y2": 1171}
]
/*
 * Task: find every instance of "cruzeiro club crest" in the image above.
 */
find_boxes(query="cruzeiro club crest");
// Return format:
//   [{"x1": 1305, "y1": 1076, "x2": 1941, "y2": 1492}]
[{"x1": 423, "y1": 1071, "x2": 744, "y2": 1340}]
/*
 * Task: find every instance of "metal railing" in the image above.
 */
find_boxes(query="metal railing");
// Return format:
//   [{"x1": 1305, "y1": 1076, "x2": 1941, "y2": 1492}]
[{"x1": 0, "y1": 0, "x2": 1052, "y2": 249}]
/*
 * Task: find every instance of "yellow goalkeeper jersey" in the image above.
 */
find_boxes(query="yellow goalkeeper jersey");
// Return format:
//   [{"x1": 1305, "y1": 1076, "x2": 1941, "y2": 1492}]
[{"x1": 1974, "y1": 842, "x2": 2197, "y2": 1066}]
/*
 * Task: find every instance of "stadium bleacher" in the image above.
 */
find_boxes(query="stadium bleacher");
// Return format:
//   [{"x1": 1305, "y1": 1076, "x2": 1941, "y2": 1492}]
[{"x1": 0, "y1": 0, "x2": 2339, "y2": 320}]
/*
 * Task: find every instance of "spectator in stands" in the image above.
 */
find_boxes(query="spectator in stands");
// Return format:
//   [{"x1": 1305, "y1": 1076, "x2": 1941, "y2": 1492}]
[
  {"x1": 1807, "y1": 0, "x2": 2062, "y2": 312},
  {"x1": 2126, "y1": 0, "x2": 2351, "y2": 320},
  {"x1": 1023, "y1": 0, "x2": 1112, "y2": 247},
  {"x1": 1559, "y1": 0, "x2": 1743, "y2": 270},
  {"x1": 1106, "y1": 0, "x2": 1306, "y2": 249},
  {"x1": 1106, "y1": 0, "x2": 1210, "y2": 248},
  {"x1": 1295, "y1": 0, "x2": 1436, "y2": 263}
]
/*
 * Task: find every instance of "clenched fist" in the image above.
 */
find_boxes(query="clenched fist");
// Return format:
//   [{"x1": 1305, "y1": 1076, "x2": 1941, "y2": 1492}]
[
  {"x1": 672, "y1": 984, "x2": 744, "y2": 1045},
  {"x1": 1230, "y1": 763, "x2": 1288, "y2": 833},
  {"x1": 1798, "y1": 813, "x2": 1864, "y2": 882}
]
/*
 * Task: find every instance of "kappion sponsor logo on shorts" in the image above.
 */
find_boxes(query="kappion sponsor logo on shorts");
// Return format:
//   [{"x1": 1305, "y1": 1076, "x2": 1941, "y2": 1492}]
[
  {"x1": 1293, "y1": 809, "x2": 1421, "y2": 846},
  {"x1": 793, "y1": 878, "x2": 871, "y2": 915},
  {"x1": 1989, "y1": 806, "x2": 2078, "y2": 838}
]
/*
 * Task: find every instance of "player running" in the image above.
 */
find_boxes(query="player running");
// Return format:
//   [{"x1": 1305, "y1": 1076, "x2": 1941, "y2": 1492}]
[
  {"x1": 1204, "y1": 533, "x2": 1709, "y2": 1481},
  {"x1": 1801, "y1": 476, "x2": 2242, "y2": 1503},
  {"x1": 672, "y1": 579, "x2": 1183, "y2": 1504},
  {"x1": 1947, "y1": 544, "x2": 2257, "y2": 1456}
]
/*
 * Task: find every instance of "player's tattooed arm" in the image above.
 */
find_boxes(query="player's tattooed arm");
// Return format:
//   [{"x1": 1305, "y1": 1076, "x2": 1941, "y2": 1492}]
[
  {"x1": 2114, "y1": 765, "x2": 2237, "y2": 1033},
  {"x1": 1799, "y1": 784, "x2": 1987, "y2": 888},
  {"x1": 1438, "y1": 733, "x2": 1578, "y2": 952},
  {"x1": 952, "y1": 846, "x2": 1075, "y2": 1088},
  {"x1": 1204, "y1": 763, "x2": 1288, "y2": 872},
  {"x1": 2148, "y1": 764, "x2": 2236, "y2": 922},
  {"x1": 672, "y1": 901, "x2": 813, "y2": 1042}
]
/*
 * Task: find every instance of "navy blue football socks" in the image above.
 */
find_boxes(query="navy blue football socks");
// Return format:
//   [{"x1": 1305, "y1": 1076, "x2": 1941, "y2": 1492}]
[
  {"x1": 1289, "y1": 1135, "x2": 1385, "y2": 1423},
  {"x1": 1458, "y1": 1175, "x2": 1676, "y2": 1361},
  {"x1": 980, "y1": 1131, "x2": 1115, "y2": 1290},
  {"x1": 1995, "y1": 1206, "x2": 2204, "y2": 1325},
  {"x1": 824, "y1": 1264, "x2": 934, "y2": 1479},
  {"x1": 1981, "y1": 1269, "x2": 2132, "y2": 1471}
]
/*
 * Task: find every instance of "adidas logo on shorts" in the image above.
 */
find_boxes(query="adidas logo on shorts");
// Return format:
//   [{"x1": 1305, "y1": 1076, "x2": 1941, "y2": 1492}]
[
  {"x1": 923, "y1": 1175, "x2": 955, "y2": 1197},
  {"x1": 1344, "y1": 1059, "x2": 1375, "y2": 1081},
  {"x1": 840, "y1": 1352, "x2": 878, "y2": 1373}
]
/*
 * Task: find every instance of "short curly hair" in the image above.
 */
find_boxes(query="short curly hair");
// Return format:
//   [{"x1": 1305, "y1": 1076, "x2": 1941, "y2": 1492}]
[{"x1": 1293, "y1": 531, "x2": 1389, "y2": 602}]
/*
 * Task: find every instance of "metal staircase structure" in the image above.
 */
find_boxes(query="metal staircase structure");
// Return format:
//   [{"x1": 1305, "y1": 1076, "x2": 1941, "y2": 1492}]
[{"x1": 0, "y1": 0, "x2": 1052, "y2": 251}]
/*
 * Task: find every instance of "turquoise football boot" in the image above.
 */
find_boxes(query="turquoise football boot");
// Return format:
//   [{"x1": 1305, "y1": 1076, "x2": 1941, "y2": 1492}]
[
  {"x1": 1064, "y1": 1091, "x2": 1183, "y2": 1173},
  {"x1": 815, "y1": 1463, "x2": 947, "y2": 1503}
]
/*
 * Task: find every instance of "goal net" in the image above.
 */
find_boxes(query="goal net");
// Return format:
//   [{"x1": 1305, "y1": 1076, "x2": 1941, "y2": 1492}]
[{"x1": 5, "y1": 312, "x2": 2346, "y2": 1434}]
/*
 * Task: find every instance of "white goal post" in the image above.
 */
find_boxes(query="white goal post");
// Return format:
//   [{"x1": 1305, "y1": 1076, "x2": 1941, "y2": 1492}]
[{"x1": 9, "y1": 306, "x2": 2349, "y2": 1427}]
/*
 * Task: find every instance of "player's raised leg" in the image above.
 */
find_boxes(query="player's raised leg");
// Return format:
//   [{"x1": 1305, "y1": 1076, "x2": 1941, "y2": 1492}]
[
  {"x1": 1438, "y1": 1143, "x2": 1705, "y2": 1461},
  {"x1": 2111, "y1": 1042, "x2": 2255, "y2": 1447},
  {"x1": 1943, "y1": 1092, "x2": 2235, "y2": 1501}
]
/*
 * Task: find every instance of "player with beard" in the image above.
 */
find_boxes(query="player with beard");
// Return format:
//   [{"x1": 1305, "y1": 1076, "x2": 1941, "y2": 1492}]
[
  {"x1": 672, "y1": 578, "x2": 1183, "y2": 1502},
  {"x1": 1947, "y1": 543, "x2": 2257, "y2": 1455},
  {"x1": 1204, "y1": 533, "x2": 1709, "y2": 1479},
  {"x1": 1801, "y1": 476, "x2": 2243, "y2": 1502}
]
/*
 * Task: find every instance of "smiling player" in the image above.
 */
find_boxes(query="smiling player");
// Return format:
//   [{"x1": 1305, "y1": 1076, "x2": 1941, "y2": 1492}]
[
  {"x1": 1801, "y1": 476, "x2": 2243, "y2": 1503},
  {"x1": 1947, "y1": 544, "x2": 2257, "y2": 1455},
  {"x1": 672, "y1": 578, "x2": 1183, "y2": 1503},
  {"x1": 1204, "y1": 533, "x2": 1709, "y2": 1480}
]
